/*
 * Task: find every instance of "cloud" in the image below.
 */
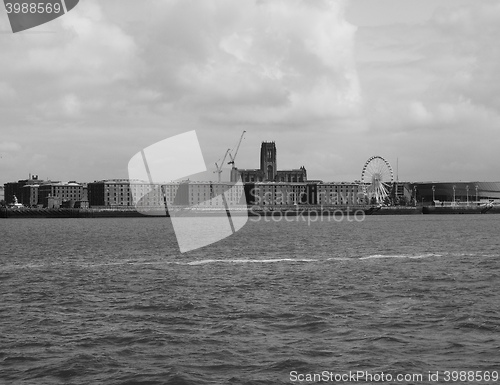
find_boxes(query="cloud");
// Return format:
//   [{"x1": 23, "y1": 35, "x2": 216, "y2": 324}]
[
  {"x1": 0, "y1": 0, "x2": 138, "y2": 128},
  {"x1": 25, "y1": 1, "x2": 137, "y2": 82},
  {"x1": 0, "y1": 142, "x2": 22, "y2": 152},
  {"x1": 0, "y1": 0, "x2": 364, "y2": 183},
  {"x1": 430, "y1": 2, "x2": 500, "y2": 112},
  {"x1": 1, "y1": 0, "x2": 498, "y2": 184},
  {"x1": 345, "y1": 1, "x2": 500, "y2": 182},
  {"x1": 361, "y1": 1, "x2": 500, "y2": 132},
  {"x1": 0, "y1": 82, "x2": 17, "y2": 100},
  {"x1": 0, "y1": 0, "x2": 141, "y2": 182},
  {"x1": 137, "y1": 0, "x2": 361, "y2": 124}
]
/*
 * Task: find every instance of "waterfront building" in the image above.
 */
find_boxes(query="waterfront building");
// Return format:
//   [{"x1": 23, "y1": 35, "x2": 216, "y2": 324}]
[
  {"x1": 317, "y1": 183, "x2": 364, "y2": 206},
  {"x1": 88, "y1": 179, "x2": 166, "y2": 208},
  {"x1": 176, "y1": 181, "x2": 246, "y2": 207},
  {"x1": 81, "y1": 184, "x2": 88, "y2": 202},
  {"x1": 130, "y1": 181, "x2": 164, "y2": 208},
  {"x1": 88, "y1": 179, "x2": 135, "y2": 207},
  {"x1": 231, "y1": 142, "x2": 307, "y2": 183},
  {"x1": 163, "y1": 181, "x2": 362, "y2": 209},
  {"x1": 247, "y1": 182, "x2": 308, "y2": 206},
  {"x1": 86, "y1": 179, "x2": 365, "y2": 210},
  {"x1": 392, "y1": 182, "x2": 411, "y2": 202},
  {"x1": 244, "y1": 182, "x2": 363, "y2": 207},
  {"x1": 38, "y1": 181, "x2": 84, "y2": 208},
  {"x1": 409, "y1": 182, "x2": 500, "y2": 204},
  {"x1": 4, "y1": 175, "x2": 47, "y2": 206},
  {"x1": 87, "y1": 179, "x2": 247, "y2": 209},
  {"x1": 21, "y1": 184, "x2": 41, "y2": 207}
]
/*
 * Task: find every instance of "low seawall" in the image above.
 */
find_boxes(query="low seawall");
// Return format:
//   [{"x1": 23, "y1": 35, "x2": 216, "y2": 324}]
[
  {"x1": 1, "y1": 205, "x2": 424, "y2": 218},
  {"x1": 247, "y1": 206, "x2": 420, "y2": 216},
  {"x1": 0, "y1": 208, "x2": 147, "y2": 218},
  {"x1": 370, "y1": 206, "x2": 421, "y2": 215},
  {"x1": 422, "y1": 205, "x2": 500, "y2": 214},
  {"x1": 1, "y1": 208, "x2": 81, "y2": 218}
]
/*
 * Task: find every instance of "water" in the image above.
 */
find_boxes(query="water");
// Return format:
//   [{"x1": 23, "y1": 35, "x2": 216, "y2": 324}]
[{"x1": 1, "y1": 215, "x2": 500, "y2": 384}]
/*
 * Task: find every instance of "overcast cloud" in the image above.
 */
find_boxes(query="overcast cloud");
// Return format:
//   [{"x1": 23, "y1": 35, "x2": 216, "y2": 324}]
[{"x1": 0, "y1": 0, "x2": 498, "y2": 184}]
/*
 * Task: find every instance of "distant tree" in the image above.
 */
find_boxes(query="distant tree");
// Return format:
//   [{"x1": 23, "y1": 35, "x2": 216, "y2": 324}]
[{"x1": 0, "y1": 200, "x2": 6, "y2": 207}]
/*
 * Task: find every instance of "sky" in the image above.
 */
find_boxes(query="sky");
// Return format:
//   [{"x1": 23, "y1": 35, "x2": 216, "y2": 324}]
[{"x1": 0, "y1": 0, "x2": 499, "y2": 184}]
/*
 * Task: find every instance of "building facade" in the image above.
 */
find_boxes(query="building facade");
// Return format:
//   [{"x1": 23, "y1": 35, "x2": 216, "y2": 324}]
[
  {"x1": 21, "y1": 184, "x2": 40, "y2": 207},
  {"x1": 87, "y1": 180, "x2": 246, "y2": 209},
  {"x1": 173, "y1": 181, "x2": 246, "y2": 208},
  {"x1": 409, "y1": 182, "x2": 500, "y2": 204},
  {"x1": 3, "y1": 175, "x2": 48, "y2": 207},
  {"x1": 244, "y1": 182, "x2": 364, "y2": 207},
  {"x1": 165, "y1": 181, "x2": 363, "y2": 208},
  {"x1": 86, "y1": 180, "x2": 365, "y2": 209},
  {"x1": 88, "y1": 179, "x2": 169, "y2": 208},
  {"x1": 232, "y1": 142, "x2": 307, "y2": 183},
  {"x1": 38, "y1": 182, "x2": 84, "y2": 208},
  {"x1": 88, "y1": 179, "x2": 135, "y2": 207}
]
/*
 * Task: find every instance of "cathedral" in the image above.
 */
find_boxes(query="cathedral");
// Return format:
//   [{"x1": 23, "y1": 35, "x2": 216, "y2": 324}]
[{"x1": 231, "y1": 142, "x2": 307, "y2": 183}]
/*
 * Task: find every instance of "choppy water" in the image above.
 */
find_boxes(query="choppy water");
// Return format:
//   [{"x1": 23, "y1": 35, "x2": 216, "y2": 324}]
[{"x1": 1, "y1": 215, "x2": 500, "y2": 384}]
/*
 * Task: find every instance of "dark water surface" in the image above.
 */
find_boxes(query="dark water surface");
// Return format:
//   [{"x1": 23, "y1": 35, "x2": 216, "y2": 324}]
[{"x1": 1, "y1": 215, "x2": 500, "y2": 384}]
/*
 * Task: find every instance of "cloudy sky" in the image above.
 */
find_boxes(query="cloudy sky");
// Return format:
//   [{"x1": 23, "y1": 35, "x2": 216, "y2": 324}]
[{"x1": 0, "y1": 0, "x2": 499, "y2": 184}]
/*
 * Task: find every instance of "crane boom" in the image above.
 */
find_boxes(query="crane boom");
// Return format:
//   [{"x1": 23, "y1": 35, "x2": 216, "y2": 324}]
[
  {"x1": 228, "y1": 130, "x2": 246, "y2": 167},
  {"x1": 214, "y1": 148, "x2": 231, "y2": 182}
]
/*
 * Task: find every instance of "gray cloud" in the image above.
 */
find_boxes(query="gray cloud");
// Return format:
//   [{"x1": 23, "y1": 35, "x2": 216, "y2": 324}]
[{"x1": 0, "y1": 0, "x2": 498, "y2": 184}]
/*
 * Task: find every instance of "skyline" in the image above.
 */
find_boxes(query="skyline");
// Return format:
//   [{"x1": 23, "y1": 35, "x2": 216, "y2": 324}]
[{"x1": 1, "y1": 0, "x2": 499, "y2": 185}]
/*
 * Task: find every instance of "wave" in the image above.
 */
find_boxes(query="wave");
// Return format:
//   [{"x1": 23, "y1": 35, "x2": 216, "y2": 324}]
[
  {"x1": 184, "y1": 253, "x2": 445, "y2": 265},
  {"x1": 360, "y1": 253, "x2": 443, "y2": 260},
  {"x1": 183, "y1": 258, "x2": 318, "y2": 265},
  {"x1": 5, "y1": 251, "x2": 497, "y2": 271},
  {"x1": 326, "y1": 257, "x2": 352, "y2": 261}
]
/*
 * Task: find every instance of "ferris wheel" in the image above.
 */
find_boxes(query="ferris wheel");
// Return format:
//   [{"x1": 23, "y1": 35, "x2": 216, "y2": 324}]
[{"x1": 361, "y1": 156, "x2": 394, "y2": 204}]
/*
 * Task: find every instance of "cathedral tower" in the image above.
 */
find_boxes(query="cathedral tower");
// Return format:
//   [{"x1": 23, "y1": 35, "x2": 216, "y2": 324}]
[{"x1": 260, "y1": 142, "x2": 277, "y2": 182}]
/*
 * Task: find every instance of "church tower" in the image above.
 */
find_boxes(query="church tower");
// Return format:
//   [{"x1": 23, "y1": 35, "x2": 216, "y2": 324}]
[{"x1": 260, "y1": 142, "x2": 277, "y2": 181}]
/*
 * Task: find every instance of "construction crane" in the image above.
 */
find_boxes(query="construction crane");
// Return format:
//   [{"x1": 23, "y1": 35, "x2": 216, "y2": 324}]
[
  {"x1": 214, "y1": 149, "x2": 231, "y2": 182},
  {"x1": 228, "y1": 130, "x2": 246, "y2": 169}
]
